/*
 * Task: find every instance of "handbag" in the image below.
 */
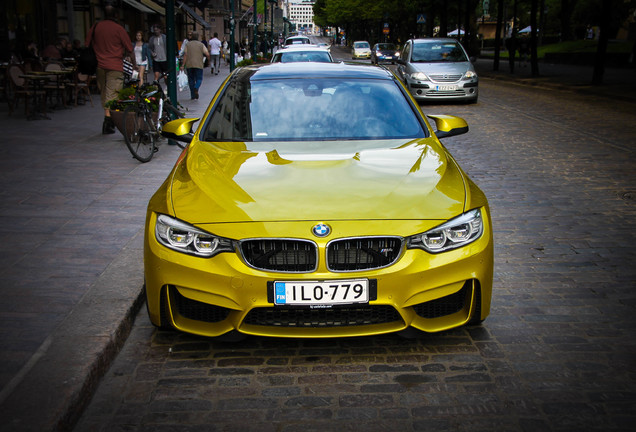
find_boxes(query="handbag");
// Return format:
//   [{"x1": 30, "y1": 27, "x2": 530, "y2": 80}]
[
  {"x1": 122, "y1": 58, "x2": 134, "y2": 78},
  {"x1": 78, "y1": 23, "x2": 98, "y2": 75},
  {"x1": 177, "y1": 70, "x2": 189, "y2": 92}
]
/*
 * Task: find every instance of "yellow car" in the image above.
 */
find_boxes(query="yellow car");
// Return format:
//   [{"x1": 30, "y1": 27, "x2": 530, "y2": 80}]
[
  {"x1": 351, "y1": 40, "x2": 372, "y2": 59},
  {"x1": 145, "y1": 62, "x2": 493, "y2": 339}
]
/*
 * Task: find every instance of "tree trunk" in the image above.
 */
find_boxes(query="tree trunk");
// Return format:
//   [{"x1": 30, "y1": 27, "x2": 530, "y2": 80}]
[
  {"x1": 530, "y1": 0, "x2": 540, "y2": 76},
  {"x1": 494, "y1": 0, "x2": 504, "y2": 70},
  {"x1": 592, "y1": 0, "x2": 611, "y2": 85}
]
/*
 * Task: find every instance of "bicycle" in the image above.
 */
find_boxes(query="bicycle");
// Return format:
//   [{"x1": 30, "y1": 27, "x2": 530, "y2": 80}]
[{"x1": 122, "y1": 75, "x2": 185, "y2": 162}]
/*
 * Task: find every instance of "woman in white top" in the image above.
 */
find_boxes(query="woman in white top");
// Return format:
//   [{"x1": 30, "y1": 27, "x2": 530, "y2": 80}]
[{"x1": 133, "y1": 30, "x2": 150, "y2": 84}]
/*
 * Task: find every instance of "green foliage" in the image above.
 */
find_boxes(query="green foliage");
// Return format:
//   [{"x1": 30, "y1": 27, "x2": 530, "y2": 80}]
[
  {"x1": 235, "y1": 54, "x2": 271, "y2": 68},
  {"x1": 105, "y1": 83, "x2": 160, "y2": 112},
  {"x1": 236, "y1": 58, "x2": 254, "y2": 67},
  {"x1": 313, "y1": 0, "x2": 636, "y2": 46}
]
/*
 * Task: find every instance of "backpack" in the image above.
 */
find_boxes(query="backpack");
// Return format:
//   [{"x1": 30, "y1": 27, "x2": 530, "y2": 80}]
[{"x1": 78, "y1": 23, "x2": 99, "y2": 75}]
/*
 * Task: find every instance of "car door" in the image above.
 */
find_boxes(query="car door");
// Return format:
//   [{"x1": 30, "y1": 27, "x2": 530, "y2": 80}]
[{"x1": 397, "y1": 40, "x2": 412, "y2": 80}]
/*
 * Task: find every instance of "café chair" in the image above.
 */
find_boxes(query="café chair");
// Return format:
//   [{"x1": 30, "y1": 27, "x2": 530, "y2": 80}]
[{"x1": 6, "y1": 64, "x2": 45, "y2": 117}]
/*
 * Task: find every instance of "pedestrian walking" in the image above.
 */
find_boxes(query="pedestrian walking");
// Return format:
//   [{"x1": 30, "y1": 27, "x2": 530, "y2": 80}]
[
  {"x1": 179, "y1": 30, "x2": 193, "y2": 59},
  {"x1": 222, "y1": 37, "x2": 229, "y2": 65},
  {"x1": 85, "y1": 3, "x2": 134, "y2": 134},
  {"x1": 132, "y1": 30, "x2": 151, "y2": 84},
  {"x1": 181, "y1": 31, "x2": 210, "y2": 100},
  {"x1": 208, "y1": 32, "x2": 222, "y2": 75},
  {"x1": 148, "y1": 24, "x2": 168, "y2": 81}
]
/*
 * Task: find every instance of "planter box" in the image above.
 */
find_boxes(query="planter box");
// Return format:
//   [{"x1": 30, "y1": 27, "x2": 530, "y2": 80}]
[{"x1": 110, "y1": 110, "x2": 158, "y2": 137}]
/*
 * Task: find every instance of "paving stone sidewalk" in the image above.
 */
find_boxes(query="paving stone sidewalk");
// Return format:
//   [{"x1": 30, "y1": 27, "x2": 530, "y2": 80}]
[{"x1": 0, "y1": 66, "x2": 231, "y2": 431}]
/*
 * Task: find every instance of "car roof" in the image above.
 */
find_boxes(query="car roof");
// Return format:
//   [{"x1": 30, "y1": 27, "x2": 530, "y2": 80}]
[
  {"x1": 410, "y1": 38, "x2": 460, "y2": 43},
  {"x1": 238, "y1": 62, "x2": 394, "y2": 81},
  {"x1": 275, "y1": 45, "x2": 329, "y2": 53},
  {"x1": 285, "y1": 36, "x2": 311, "y2": 43}
]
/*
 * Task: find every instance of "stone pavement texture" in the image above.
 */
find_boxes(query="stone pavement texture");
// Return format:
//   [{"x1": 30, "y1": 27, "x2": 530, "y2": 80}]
[
  {"x1": 0, "y1": 53, "x2": 634, "y2": 431},
  {"x1": 0, "y1": 64, "x2": 231, "y2": 431}
]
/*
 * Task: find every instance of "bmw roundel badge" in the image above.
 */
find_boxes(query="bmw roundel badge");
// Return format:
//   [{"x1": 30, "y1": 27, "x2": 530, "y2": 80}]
[{"x1": 312, "y1": 223, "x2": 331, "y2": 237}]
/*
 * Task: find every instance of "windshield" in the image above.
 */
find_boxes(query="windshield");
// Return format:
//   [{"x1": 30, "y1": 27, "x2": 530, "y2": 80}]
[
  {"x1": 376, "y1": 44, "x2": 396, "y2": 51},
  {"x1": 411, "y1": 42, "x2": 468, "y2": 63},
  {"x1": 286, "y1": 37, "x2": 310, "y2": 45},
  {"x1": 354, "y1": 42, "x2": 370, "y2": 49},
  {"x1": 202, "y1": 78, "x2": 426, "y2": 141}
]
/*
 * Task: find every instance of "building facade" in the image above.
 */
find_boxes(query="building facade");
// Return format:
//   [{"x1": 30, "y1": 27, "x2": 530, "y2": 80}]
[
  {"x1": 1, "y1": 0, "x2": 257, "y2": 63},
  {"x1": 285, "y1": 0, "x2": 315, "y2": 34}
]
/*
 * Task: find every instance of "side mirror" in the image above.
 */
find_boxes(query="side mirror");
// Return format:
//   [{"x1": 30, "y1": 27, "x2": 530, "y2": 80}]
[
  {"x1": 427, "y1": 114, "x2": 469, "y2": 139},
  {"x1": 161, "y1": 118, "x2": 200, "y2": 144}
]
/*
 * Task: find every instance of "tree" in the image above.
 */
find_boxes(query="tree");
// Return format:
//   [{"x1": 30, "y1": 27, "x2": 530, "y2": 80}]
[{"x1": 592, "y1": 0, "x2": 611, "y2": 84}]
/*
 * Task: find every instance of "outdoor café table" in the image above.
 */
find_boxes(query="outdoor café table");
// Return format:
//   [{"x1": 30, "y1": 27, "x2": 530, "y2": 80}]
[
  {"x1": 19, "y1": 73, "x2": 55, "y2": 120},
  {"x1": 35, "y1": 69, "x2": 75, "y2": 109}
]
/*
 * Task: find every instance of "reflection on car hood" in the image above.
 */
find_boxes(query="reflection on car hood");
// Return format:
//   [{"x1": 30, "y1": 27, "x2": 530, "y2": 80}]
[
  {"x1": 170, "y1": 139, "x2": 466, "y2": 223},
  {"x1": 411, "y1": 62, "x2": 472, "y2": 75}
]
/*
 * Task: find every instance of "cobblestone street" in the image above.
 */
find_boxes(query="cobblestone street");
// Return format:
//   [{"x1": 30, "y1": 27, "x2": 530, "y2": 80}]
[{"x1": 72, "y1": 78, "x2": 636, "y2": 432}]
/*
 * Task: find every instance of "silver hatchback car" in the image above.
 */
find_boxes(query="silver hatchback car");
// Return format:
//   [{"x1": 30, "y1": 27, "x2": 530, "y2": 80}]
[{"x1": 397, "y1": 38, "x2": 478, "y2": 103}]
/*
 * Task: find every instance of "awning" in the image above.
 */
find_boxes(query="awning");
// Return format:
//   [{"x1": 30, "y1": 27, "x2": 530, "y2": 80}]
[
  {"x1": 178, "y1": 1, "x2": 212, "y2": 29},
  {"x1": 122, "y1": 0, "x2": 156, "y2": 14},
  {"x1": 141, "y1": 0, "x2": 165, "y2": 14}
]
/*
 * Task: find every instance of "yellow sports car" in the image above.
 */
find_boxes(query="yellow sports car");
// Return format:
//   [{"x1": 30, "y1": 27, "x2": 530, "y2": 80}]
[{"x1": 145, "y1": 62, "x2": 493, "y2": 339}]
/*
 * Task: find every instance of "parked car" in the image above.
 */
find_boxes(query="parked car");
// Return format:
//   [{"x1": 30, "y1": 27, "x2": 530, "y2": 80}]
[
  {"x1": 284, "y1": 35, "x2": 311, "y2": 47},
  {"x1": 397, "y1": 38, "x2": 478, "y2": 103},
  {"x1": 371, "y1": 43, "x2": 400, "y2": 64},
  {"x1": 271, "y1": 46, "x2": 333, "y2": 63},
  {"x1": 351, "y1": 41, "x2": 371, "y2": 59},
  {"x1": 148, "y1": 62, "x2": 493, "y2": 339}
]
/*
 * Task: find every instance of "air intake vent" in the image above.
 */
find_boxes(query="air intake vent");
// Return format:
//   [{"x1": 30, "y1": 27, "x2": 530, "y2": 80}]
[
  {"x1": 240, "y1": 239, "x2": 317, "y2": 272},
  {"x1": 327, "y1": 237, "x2": 402, "y2": 271}
]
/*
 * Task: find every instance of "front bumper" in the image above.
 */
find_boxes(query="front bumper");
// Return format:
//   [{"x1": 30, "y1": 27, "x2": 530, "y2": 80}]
[
  {"x1": 407, "y1": 79, "x2": 478, "y2": 101},
  {"x1": 353, "y1": 52, "x2": 371, "y2": 59},
  {"x1": 144, "y1": 213, "x2": 493, "y2": 338},
  {"x1": 374, "y1": 55, "x2": 399, "y2": 63}
]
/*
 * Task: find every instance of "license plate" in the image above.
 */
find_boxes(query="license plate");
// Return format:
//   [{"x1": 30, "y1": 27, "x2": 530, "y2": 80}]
[
  {"x1": 435, "y1": 85, "x2": 458, "y2": 91},
  {"x1": 274, "y1": 279, "x2": 369, "y2": 306}
]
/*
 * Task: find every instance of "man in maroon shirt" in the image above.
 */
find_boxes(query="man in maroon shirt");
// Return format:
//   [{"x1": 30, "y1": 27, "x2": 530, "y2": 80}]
[{"x1": 85, "y1": 4, "x2": 133, "y2": 134}]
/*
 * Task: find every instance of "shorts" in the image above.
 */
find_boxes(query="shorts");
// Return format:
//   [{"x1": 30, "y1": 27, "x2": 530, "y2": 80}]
[
  {"x1": 96, "y1": 68, "x2": 124, "y2": 109},
  {"x1": 153, "y1": 61, "x2": 168, "y2": 75}
]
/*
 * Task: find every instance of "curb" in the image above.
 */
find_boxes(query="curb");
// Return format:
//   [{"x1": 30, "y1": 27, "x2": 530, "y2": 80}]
[{"x1": 0, "y1": 234, "x2": 146, "y2": 431}]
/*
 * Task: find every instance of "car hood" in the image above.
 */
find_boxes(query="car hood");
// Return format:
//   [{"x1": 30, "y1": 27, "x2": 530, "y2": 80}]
[
  {"x1": 410, "y1": 61, "x2": 472, "y2": 75},
  {"x1": 169, "y1": 138, "x2": 466, "y2": 224}
]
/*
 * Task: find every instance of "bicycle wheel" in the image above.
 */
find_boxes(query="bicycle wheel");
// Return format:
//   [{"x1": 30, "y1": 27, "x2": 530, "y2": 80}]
[{"x1": 123, "y1": 104, "x2": 156, "y2": 163}]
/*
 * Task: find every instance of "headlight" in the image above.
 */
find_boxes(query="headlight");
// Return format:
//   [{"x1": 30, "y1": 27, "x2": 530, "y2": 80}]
[
  {"x1": 407, "y1": 209, "x2": 483, "y2": 253},
  {"x1": 155, "y1": 214, "x2": 235, "y2": 257},
  {"x1": 463, "y1": 70, "x2": 477, "y2": 80},
  {"x1": 410, "y1": 72, "x2": 429, "y2": 81}
]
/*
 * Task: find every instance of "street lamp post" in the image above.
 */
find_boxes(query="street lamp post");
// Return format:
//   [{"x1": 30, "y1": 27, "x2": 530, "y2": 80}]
[
  {"x1": 253, "y1": 0, "x2": 258, "y2": 61},
  {"x1": 269, "y1": 0, "x2": 275, "y2": 55},
  {"x1": 230, "y1": 0, "x2": 235, "y2": 71}
]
